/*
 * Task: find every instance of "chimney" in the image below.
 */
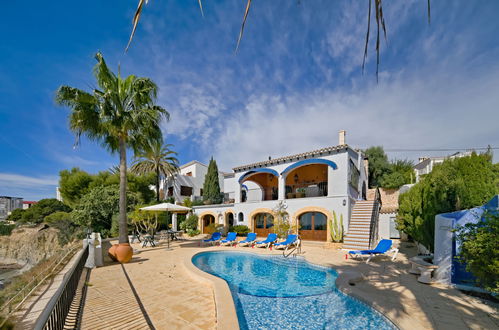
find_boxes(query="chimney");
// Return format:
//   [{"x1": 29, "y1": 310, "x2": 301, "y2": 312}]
[{"x1": 338, "y1": 130, "x2": 346, "y2": 145}]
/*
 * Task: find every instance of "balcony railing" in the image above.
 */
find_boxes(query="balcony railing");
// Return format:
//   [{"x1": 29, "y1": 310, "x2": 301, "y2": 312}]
[
  {"x1": 241, "y1": 187, "x2": 278, "y2": 203},
  {"x1": 285, "y1": 182, "x2": 327, "y2": 199}
]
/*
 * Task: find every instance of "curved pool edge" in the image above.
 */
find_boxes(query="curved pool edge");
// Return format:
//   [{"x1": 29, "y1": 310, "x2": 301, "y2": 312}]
[
  {"x1": 185, "y1": 249, "x2": 401, "y2": 330},
  {"x1": 334, "y1": 269, "x2": 401, "y2": 329},
  {"x1": 183, "y1": 251, "x2": 240, "y2": 330}
]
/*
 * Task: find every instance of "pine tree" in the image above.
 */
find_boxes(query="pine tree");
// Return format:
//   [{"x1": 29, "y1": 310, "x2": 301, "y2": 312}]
[{"x1": 203, "y1": 157, "x2": 221, "y2": 204}]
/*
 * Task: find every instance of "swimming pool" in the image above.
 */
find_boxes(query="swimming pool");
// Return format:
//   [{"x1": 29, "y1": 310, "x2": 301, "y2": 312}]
[{"x1": 192, "y1": 251, "x2": 396, "y2": 329}]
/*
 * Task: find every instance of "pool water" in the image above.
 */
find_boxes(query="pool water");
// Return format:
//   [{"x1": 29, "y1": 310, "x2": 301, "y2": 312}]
[{"x1": 192, "y1": 251, "x2": 396, "y2": 329}]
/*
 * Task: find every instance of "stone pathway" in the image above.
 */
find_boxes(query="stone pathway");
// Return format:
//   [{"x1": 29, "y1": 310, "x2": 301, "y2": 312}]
[{"x1": 81, "y1": 240, "x2": 216, "y2": 330}]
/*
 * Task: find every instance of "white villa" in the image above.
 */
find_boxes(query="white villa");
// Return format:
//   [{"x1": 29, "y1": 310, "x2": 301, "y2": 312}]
[
  {"x1": 161, "y1": 160, "x2": 225, "y2": 202},
  {"x1": 187, "y1": 131, "x2": 385, "y2": 250}
]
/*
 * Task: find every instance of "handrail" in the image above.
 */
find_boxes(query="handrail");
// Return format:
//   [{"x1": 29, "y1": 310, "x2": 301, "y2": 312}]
[
  {"x1": 0, "y1": 244, "x2": 80, "y2": 327},
  {"x1": 283, "y1": 239, "x2": 301, "y2": 258},
  {"x1": 34, "y1": 243, "x2": 89, "y2": 330},
  {"x1": 368, "y1": 187, "x2": 382, "y2": 249}
]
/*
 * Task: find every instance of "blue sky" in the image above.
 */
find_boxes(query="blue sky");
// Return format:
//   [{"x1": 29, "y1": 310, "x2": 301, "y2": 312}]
[{"x1": 1, "y1": 1, "x2": 498, "y2": 200}]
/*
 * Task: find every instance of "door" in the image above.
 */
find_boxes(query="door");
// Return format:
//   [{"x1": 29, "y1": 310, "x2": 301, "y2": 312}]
[
  {"x1": 299, "y1": 212, "x2": 327, "y2": 241},
  {"x1": 202, "y1": 215, "x2": 215, "y2": 234},
  {"x1": 254, "y1": 213, "x2": 274, "y2": 237}
]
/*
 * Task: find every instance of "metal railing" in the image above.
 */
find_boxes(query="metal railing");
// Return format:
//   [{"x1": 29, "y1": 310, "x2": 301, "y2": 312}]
[
  {"x1": 285, "y1": 182, "x2": 328, "y2": 199},
  {"x1": 283, "y1": 239, "x2": 302, "y2": 258},
  {"x1": 368, "y1": 187, "x2": 382, "y2": 249},
  {"x1": 34, "y1": 244, "x2": 89, "y2": 330},
  {"x1": 0, "y1": 244, "x2": 80, "y2": 327}
]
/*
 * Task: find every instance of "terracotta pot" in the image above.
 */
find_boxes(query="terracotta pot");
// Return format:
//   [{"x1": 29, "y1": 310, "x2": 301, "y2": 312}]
[
  {"x1": 108, "y1": 244, "x2": 119, "y2": 261},
  {"x1": 115, "y1": 243, "x2": 133, "y2": 263}
]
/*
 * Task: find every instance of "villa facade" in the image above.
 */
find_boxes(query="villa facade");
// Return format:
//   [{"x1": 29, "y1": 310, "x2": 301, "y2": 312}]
[{"x1": 192, "y1": 131, "x2": 374, "y2": 244}]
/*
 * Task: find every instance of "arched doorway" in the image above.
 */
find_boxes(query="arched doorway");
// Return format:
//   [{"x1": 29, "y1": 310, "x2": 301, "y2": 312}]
[
  {"x1": 298, "y1": 212, "x2": 327, "y2": 241},
  {"x1": 254, "y1": 213, "x2": 274, "y2": 237},
  {"x1": 202, "y1": 214, "x2": 215, "y2": 234},
  {"x1": 227, "y1": 213, "x2": 234, "y2": 227}
]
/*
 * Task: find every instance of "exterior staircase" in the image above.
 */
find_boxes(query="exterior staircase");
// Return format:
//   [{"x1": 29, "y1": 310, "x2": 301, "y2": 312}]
[{"x1": 342, "y1": 195, "x2": 381, "y2": 250}]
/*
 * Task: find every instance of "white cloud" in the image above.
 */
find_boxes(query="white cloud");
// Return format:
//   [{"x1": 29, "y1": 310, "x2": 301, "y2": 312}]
[
  {"x1": 0, "y1": 173, "x2": 58, "y2": 188},
  {"x1": 212, "y1": 65, "x2": 499, "y2": 171}
]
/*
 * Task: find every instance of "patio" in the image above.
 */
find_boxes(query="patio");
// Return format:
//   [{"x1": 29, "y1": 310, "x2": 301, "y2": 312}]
[{"x1": 80, "y1": 238, "x2": 499, "y2": 330}]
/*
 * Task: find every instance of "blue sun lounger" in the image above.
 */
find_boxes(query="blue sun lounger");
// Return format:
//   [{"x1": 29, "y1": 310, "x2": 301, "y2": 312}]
[
  {"x1": 273, "y1": 234, "x2": 299, "y2": 250},
  {"x1": 255, "y1": 233, "x2": 278, "y2": 249},
  {"x1": 238, "y1": 232, "x2": 257, "y2": 247},
  {"x1": 203, "y1": 232, "x2": 222, "y2": 246},
  {"x1": 220, "y1": 232, "x2": 238, "y2": 246},
  {"x1": 348, "y1": 239, "x2": 398, "y2": 263}
]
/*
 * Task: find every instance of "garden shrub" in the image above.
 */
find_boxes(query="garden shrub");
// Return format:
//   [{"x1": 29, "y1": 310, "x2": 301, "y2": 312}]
[
  {"x1": 44, "y1": 211, "x2": 80, "y2": 245},
  {"x1": 455, "y1": 212, "x2": 499, "y2": 293},
  {"x1": 187, "y1": 229, "x2": 201, "y2": 237},
  {"x1": 397, "y1": 153, "x2": 498, "y2": 251},
  {"x1": 6, "y1": 208, "x2": 24, "y2": 222},
  {"x1": 19, "y1": 199, "x2": 71, "y2": 224},
  {"x1": 180, "y1": 214, "x2": 198, "y2": 231},
  {"x1": 205, "y1": 223, "x2": 223, "y2": 234},
  {"x1": 229, "y1": 225, "x2": 250, "y2": 236}
]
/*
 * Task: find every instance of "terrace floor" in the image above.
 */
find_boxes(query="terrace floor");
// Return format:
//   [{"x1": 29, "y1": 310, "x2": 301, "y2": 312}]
[{"x1": 80, "y1": 238, "x2": 498, "y2": 330}]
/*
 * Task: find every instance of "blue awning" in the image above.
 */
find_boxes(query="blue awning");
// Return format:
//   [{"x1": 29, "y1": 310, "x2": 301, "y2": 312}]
[
  {"x1": 281, "y1": 158, "x2": 338, "y2": 176},
  {"x1": 238, "y1": 168, "x2": 279, "y2": 183}
]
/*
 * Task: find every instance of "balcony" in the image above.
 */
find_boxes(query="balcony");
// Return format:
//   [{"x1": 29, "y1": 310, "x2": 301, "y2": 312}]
[{"x1": 285, "y1": 182, "x2": 328, "y2": 199}]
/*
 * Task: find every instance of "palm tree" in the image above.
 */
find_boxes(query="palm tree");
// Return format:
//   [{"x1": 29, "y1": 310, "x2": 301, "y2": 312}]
[
  {"x1": 56, "y1": 52, "x2": 169, "y2": 245},
  {"x1": 130, "y1": 141, "x2": 179, "y2": 202}
]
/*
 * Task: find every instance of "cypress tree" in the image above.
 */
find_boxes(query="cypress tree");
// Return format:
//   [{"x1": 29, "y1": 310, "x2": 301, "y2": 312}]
[{"x1": 203, "y1": 157, "x2": 221, "y2": 204}]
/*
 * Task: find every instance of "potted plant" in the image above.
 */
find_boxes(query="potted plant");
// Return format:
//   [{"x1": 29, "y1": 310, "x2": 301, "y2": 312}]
[{"x1": 296, "y1": 188, "x2": 306, "y2": 198}]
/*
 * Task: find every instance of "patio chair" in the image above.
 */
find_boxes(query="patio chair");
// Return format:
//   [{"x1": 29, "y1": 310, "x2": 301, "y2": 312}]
[
  {"x1": 202, "y1": 232, "x2": 222, "y2": 246},
  {"x1": 238, "y1": 233, "x2": 257, "y2": 247},
  {"x1": 255, "y1": 233, "x2": 278, "y2": 249},
  {"x1": 142, "y1": 234, "x2": 157, "y2": 248},
  {"x1": 273, "y1": 234, "x2": 299, "y2": 251},
  {"x1": 220, "y1": 232, "x2": 238, "y2": 246},
  {"x1": 348, "y1": 239, "x2": 399, "y2": 263}
]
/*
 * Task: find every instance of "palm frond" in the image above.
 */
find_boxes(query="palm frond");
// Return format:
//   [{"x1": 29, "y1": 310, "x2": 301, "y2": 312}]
[
  {"x1": 198, "y1": 0, "x2": 204, "y2": 17},
  {"x1": 235, "y1": 0, "x2": 252, "y2": 52},
  {"x1": 126, "y1": 0, "x2": 148, "y2": 52}
]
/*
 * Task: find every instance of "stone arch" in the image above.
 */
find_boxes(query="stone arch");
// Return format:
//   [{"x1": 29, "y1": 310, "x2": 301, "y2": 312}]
[
  {"x1": 249, "y1": 208, "x2": 276, "y2": 232},
  {"x1": 292, "y1": 207, "x2": 334, "y2": 242},
  {"x1": 198, "y1": 211, "x2": 217, "y2": 234},
  {"x1": 224, "y1": 209, "x2": 235, "y2": 231}
]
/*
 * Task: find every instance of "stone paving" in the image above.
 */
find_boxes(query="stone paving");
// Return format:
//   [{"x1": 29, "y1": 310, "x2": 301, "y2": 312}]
[{"x1": 80, "y1": 238, "x2": 499, "y2": 330}]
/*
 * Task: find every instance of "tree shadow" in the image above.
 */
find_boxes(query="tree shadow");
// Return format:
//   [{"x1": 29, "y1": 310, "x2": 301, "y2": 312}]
[{"x1": 319, "y1": 241, "x2": 499, "y2": 329}]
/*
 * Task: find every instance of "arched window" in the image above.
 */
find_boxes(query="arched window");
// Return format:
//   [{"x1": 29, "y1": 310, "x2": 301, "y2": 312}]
[{"x1": 238, "y1": 212, "x2": 244, "y2": 223}]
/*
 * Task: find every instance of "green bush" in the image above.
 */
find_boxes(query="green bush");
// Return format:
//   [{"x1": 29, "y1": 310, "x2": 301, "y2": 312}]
[
  {"x1": 71, "y1": 185, "x2": 139, "y2": 234},
  {"x1": 44, "y1": 211, "x2": 79, "y2": 245},
  {"x1": 397, "y1": 153, "x2": 499, "y2": 251},
  {"x1": 0, "y1": 223, "x2": 16, "y2": 236},
  {"x1": 229, "y1": 225, "x2": 250, "y2": 236},
  {"x1": 180, "y1": 214, "x2": 198, "y2": 231},
  {"x1": 455, "y1": 212, "x2": 499, "y2": 294},
  {"x1": 19, "y1": 199, "x2": 71, "y2": 224},
  {"x1": 6, "y1": 208, "x2": 24, "y2": 222},
  {"x1": 187, "y1": 229, "x2": 201, "y2": 237},
  {"x1": 205, "y1": 223, "x2": 223, "y2": 234}
]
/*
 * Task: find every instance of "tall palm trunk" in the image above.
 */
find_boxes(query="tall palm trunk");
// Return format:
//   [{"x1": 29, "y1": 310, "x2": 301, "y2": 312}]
[
  {"x1": 119, "y1": 137, "x2": 129, "y2": 244},
  {"x1": 156, "y1": 167, "x2": 160, "y2": 202}
]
